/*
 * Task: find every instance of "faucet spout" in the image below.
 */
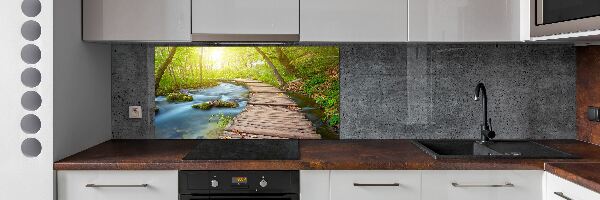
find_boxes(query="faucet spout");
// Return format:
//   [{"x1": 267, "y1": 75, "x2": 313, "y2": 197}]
[
  {"x1": 474, "y1": 83, "x2": 495, "y2": 142},
  {"x1": 474, "y1": 83, "x2": 488, "y2": 129}
]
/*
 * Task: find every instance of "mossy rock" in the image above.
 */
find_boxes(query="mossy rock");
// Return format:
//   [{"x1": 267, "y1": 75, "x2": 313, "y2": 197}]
[
  {"x1": 213, "y1": 100, "x2": 238, "y2": 108},
  {"x1": 192, "y1": 102, "x2": 213, "y2": 110},
  {"x1": 166, "y1": 92, "x2": 193, "y2": 102},
  {"x1": 192, "y1": 100, "x2": 238, "y2": 110}
]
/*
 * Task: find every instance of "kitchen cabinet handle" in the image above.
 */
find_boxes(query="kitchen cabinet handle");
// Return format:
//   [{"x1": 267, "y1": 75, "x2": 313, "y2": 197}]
[
  {"x1": 353, "y1": 183, "x2": 400, "y2": 187},
  {"x1": 553, "y1": 192, "x2": 573, "y2": 200},
  {"x1": 85, "y1": 184, "x2": 149, "y2": 188},
  {"x1": 451, "y1": 182, "x2": 514, "y2": 188}
]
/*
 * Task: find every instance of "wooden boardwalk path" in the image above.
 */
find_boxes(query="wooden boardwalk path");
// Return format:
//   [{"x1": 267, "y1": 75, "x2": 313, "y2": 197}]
[{"x1": 222, "y1": 79, "x2": 321, "y2": 139}]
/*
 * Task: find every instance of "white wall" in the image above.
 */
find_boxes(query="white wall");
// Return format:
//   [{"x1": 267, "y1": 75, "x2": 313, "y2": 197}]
[
  {"x1": 0, "y1": 0, "x2": 110, "y2": 198},
  {"x1": 0, "y1": 0, "x2": 54, "y2": 199},
  {"x1": 53, "y1": 0, "x2": 112, "y2": 161}
]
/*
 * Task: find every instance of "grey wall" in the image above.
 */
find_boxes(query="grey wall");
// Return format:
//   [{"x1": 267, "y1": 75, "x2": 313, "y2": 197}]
[
  {"x1": 54, "y1": 0, "x2": 112, "y2": 161},
  {"x1": 340, "y1": 44, "x2": 575, "y2": 139},
  {"x1": 111, "y1": 45, "x2": 155, "y2": 139},
  {"x1": 112, "y1": 44, "x2": 576, "y2": 139}
]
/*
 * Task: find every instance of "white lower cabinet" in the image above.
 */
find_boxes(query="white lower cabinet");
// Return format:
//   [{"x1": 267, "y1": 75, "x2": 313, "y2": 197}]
[
  {"x1": 546, "y1": 172, "x2": 600, "y2": 200},
  {"x1": 421, "y1": 170, "x2": 543, "y2": 200},
  {"x1": 300, "y1": 170, "x2": 546, "y2": 200},
  {"x1": 330, "y1": 170, "x2": 421, "y2": 200},
  {"x1": 56, "y1": 170, "x2": 600, "y2": 200},
  {"x1": 57, "y1": 170, "x2": 178, "y2": 200},
  {"x1": 422, "y1": 170, "x2": 543, "y2": 200},
  {"x1": 300, "y1": 171, "x2": 331, "y2": 200}
]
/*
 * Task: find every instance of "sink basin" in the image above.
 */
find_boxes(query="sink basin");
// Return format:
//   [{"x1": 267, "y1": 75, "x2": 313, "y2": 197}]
[{"x1": 411, "y1": 140, "x2": 577, "y2": 159}]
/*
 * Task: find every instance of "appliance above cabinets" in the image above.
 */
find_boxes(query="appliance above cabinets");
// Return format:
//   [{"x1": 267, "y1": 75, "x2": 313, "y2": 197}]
[{"x1": 531, "y1": 0, "x2": 600, "y2": 41}]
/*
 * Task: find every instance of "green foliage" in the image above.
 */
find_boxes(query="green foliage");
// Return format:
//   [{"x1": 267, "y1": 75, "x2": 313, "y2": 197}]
[
  {"x1": 217, "y1": 115, "x2": 234, "y2": 128},
  {"x1": 155, "y1": 46, "x2": 340, "y2": 127},
  {"x1": 192, "y1": 100, "x2": 238, "y2": 110},
  {"x1": 209, "y1": 113, "x2": 234, "y2": 128},
  {"x1": 202, "y1": 113, "x2": 235, "y2": 139},
  {"x1": 166, "y1": 92, "x2": 193, "y2": 102}
]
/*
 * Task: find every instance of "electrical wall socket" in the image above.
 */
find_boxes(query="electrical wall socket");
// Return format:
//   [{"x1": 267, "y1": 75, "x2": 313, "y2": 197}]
[{"x1": 129, "y1": 106, "x2": 142, "y2": 119}]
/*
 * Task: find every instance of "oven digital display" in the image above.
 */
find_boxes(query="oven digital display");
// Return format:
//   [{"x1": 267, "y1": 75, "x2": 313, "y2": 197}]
[{"x1": 232, "y1": 177, "x2": 248, "y2": 185}]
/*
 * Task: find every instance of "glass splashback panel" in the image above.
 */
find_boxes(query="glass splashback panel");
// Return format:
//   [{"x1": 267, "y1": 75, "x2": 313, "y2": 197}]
[{"x1": 153, "y1": 46, "x2": 340, "y2": 140}]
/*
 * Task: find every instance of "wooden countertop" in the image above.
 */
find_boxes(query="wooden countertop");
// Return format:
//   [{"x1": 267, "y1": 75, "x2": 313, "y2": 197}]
[
  {"x1": 54, "y1": 139, "x2": 600, "y2": 170},
  {"x1": 54, "y1": 139, "x2": 600, "y2": 193},
  {"x1": 545, "y1": 162, "x2": 600, "y2": 194}
]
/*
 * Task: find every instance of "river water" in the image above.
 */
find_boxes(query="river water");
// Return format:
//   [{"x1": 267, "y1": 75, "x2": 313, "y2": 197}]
[
  {"x1": 154, "y1": 82, "x2": 248, "y2": 139},
  {"x1": 154, "y1": 82, "x2": 338, "y2": 139}
]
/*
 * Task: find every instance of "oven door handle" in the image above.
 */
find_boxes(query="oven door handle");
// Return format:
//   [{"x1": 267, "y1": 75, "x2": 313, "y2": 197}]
[{"x1": 180, "y1": 194, "x2": 298, "y2": 200}]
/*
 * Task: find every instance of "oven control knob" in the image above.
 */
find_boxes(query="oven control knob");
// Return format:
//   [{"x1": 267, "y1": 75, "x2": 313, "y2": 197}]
[
  {"x1": 259, "y1": 179, "x2": 268, "y2": 188},
  {"x1": 210, "y1": 179, "x2": 219, "y2": 188}
]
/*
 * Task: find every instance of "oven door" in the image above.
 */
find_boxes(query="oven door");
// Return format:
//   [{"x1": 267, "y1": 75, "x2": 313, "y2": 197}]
[
  {"x1": 533, "y1": 0, "x2": 600, "y2": 37},
  {"x1": 180, "y1": 194, "x2": 299, "y2": 200}
]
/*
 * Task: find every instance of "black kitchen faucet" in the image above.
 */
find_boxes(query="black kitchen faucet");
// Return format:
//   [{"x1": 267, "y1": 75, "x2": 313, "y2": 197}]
[{"x1": 474, "y1": 83, "x2": 495, "y2": 143}]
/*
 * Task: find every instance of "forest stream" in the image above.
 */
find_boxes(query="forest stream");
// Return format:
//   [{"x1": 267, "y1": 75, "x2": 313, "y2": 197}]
[
  {"x1": 155, "y1": 82, "x2": 248, "y2": 139},
  {"x1": 155, "y1": 82, "x2": 338, "y2": 139}
]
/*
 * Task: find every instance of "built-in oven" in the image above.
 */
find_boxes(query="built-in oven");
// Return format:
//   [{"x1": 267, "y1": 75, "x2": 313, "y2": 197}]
[
  {"x1": 179, "y1": 171, "x2": 299, "y2": 200},
  {"x1": 532, "y1": 0, "x2": 600, "y2": 37}
]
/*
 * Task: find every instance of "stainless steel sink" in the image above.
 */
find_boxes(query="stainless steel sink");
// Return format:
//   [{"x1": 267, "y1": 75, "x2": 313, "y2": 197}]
[{"x1": 411, "y1": 140, "x2": 577, "y2": 159}]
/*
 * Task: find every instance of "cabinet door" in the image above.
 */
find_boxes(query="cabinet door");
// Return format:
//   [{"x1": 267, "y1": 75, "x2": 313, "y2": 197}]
[
  {"x1": 191, "y1": 0, "x2": 299, "y2": 41},
  {"x1": 300, "y1": 171, "x2": 330, "y2": 200},
  {"x1": 409, "y1": 0, "x2": 529, "y2": 42},
  {"x1": 83, "y1": 0, "x2": 191, "y2": 41},
  {"x1": 57, "y1": 170, "x2": 178, "y2": 200},
  {"x1": 330, "y1": 170, "x2": 420, "y2": 200},
  {"x1": 546, "y1": 172, "x2": 600, "y2": 200},
  {"x1": 300, "y1": 0, "x2": 408, "y2": 42},
  {"x1": 422, "y1": 170, "x2": 543, "y2": 200}
]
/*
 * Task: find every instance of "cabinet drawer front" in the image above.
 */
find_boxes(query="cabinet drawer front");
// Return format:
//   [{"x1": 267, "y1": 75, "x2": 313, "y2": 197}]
[
  {"x1": 422, "y1": 170, "x2": 543, "y2": 200},
  {"x1": 330, "y1": 170, "x2": 420, "y2": 200},
  {"x1": 546, "y1": 173, "x2": 600, "y2": 200},
  {"x1": 57, "y1": 170, "x2": 178, "y2": 200}
]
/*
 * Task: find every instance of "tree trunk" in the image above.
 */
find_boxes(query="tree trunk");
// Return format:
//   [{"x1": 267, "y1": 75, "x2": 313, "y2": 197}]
[
  {"x1": 199, "y1": 47, "x2": 204, "y2": 85},
  {"x1": 168, "y1": 62, "x2": 181, "y2": 91},
  {"x1": 275, "y1": 47, "x2": 298, "y2": 75},
  {"x1": 155, "y1": 47, "x2": 178, "y2": 93},
  {"x1": 254, "y1": 47, "x2": 286, "y2": 87}
]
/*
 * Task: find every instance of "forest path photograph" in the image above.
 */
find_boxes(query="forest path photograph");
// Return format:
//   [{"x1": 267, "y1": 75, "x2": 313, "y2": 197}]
[
  {"x1": 223, "y1": 79, "x2": 321, "y2": 139},
  {"x1": 153, "y1": 46, "x2": 340, "y2": 139}
]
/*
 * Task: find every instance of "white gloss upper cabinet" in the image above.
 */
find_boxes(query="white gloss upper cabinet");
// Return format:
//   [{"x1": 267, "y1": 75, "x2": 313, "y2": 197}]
[
  {"x1": 83, "y1": 0, "x2": 191, "y2": 42},
  {"x1": 191, "y1": 0, "x2": 299, "y2": 41},
  {"x1": 409, "y1": 0, "x2": 529, "y2": 42},
  {"x1": 300, "y1": 0, "x2": 408, "y2": 42}
]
